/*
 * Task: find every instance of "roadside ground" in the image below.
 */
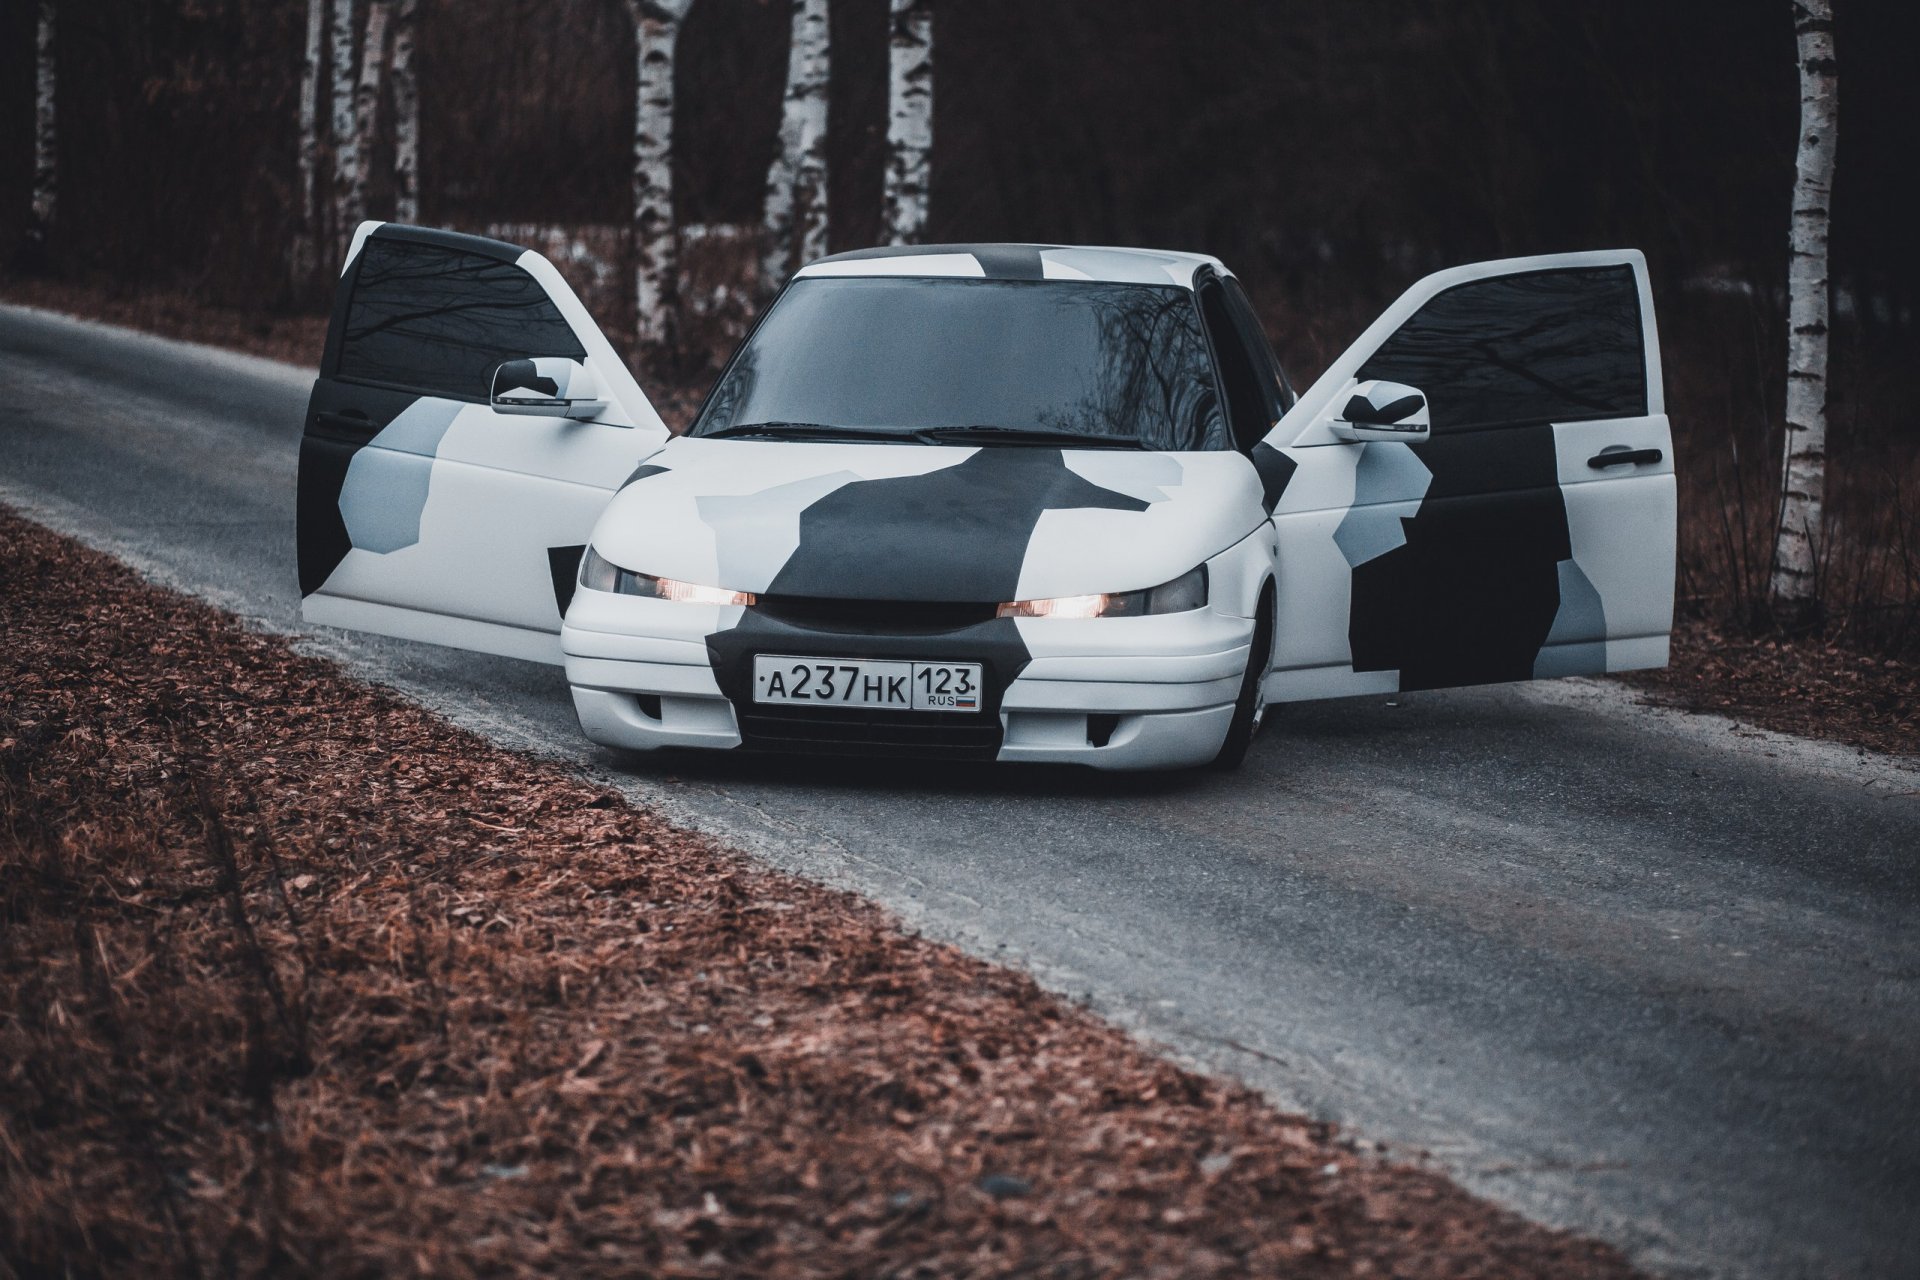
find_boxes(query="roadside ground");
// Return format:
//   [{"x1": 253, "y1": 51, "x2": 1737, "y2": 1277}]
[
  {"x1": 0, "y1": 508, "x2": 1644, "y2": 1274},
  {"x1": 2, "y1": 274, "x2": 1910, "y2": 759},
  {"x1": 1629, "y1": 617, "x2": 1917, "y2": 759},
  {"x1": 0, "y1": 275, "x2": 328, "y2": 368}
]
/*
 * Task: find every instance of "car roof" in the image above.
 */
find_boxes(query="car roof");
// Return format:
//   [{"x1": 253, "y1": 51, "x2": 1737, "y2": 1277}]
[{"x1": 795, "y1": 243, "x2": 1229, "y2": 289}]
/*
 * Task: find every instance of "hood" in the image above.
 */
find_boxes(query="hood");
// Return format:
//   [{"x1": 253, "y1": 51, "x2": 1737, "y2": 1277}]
[{"x1": 589, "y1": 437, "x2": 1264, "y2": 603}]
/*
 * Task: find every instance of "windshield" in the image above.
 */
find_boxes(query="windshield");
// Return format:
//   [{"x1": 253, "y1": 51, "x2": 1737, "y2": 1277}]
[{"x1": 690, "y1": 277, "x2": 1230, "y2": 451}]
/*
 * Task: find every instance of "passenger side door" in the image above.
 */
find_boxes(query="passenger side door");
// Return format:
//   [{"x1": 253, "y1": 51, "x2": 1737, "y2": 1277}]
[
  {"x1": 296, "y1": 223, "x2": 671, "y2": 664},
  {"x1": 1258, "y1": 251, "x2": 1674, "y2": 701}
]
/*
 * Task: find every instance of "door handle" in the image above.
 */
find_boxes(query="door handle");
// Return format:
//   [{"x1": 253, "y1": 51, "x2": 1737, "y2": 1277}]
[
  {"x1": 1587, "y1": 447, "x2": 1663, "y2": 469},
  {"x1": 314, "y1": 409, "x2": 378, "y2": 438}
]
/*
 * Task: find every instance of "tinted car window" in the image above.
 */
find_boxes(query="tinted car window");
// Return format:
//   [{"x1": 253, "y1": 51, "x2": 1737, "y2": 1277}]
[
  {"x1": 694, "y1": 277, "x2": 1231, "y2": 451},
  {"x1": 1358, "y1": 265, "x2": 1646, "y2": 434},
  {"x1": 336, "y1": 238, "x2": 584, "y2": 400},
  {"x1": 1224, "y1": 277, "x2": 1294, "y2": 412},
  {"x1": 1197, "y1": 278, "x2": 1274, "y2": 452}
]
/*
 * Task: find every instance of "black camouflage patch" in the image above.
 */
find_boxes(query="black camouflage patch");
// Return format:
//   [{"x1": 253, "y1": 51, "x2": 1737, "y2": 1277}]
[
  {"x1": 621, "y1": 463, "x2": 670, "y2": 490},
  {"x1": 547, "y1": 544, "x2": 587, "y2": 619},
  {"x1": 763, "y1": 448, "x2": 1151, "y2": 603},
  {"x1": 1347, "y1": 426, "x2": 1571, "y2": 690},
  {"x1": 1249, "y1": 442, "x2": 1298, "y2": 514}
]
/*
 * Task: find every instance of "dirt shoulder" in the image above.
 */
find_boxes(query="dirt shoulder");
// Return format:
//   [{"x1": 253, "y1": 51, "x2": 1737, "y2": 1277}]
[
  {"x1": 0, "y1": 275, "x2": 330, "y2": 368},
  {"x1": 1625, "y1": 617, "x2": 1917, "y2": 759},
  {"x1": 0, "y1": 509, "x2": 1638, "y2": 1275}
]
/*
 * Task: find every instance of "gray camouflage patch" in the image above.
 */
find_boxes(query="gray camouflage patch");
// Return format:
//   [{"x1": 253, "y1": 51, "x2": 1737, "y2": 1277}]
[
  {"x1": 1061, "y1": 451, "x2": 1184, "y2": 505},
  {"x1": 1534, "y1": 558, "x2": 1609, "y2": 677},
  {"x1": 338, "y1": 398, "x2": 462, "y2": 554},
  {"x1": 696, "y1": 472, "x2": 862, "y2": 591},
  {"x1": 1333, "y1": 442, "x2": 1432, "y2": 568}
]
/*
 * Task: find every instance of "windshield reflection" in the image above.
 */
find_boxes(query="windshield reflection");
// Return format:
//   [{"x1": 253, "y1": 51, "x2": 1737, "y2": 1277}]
[{"x1": 692, "y1": 277, "x2": 1229, "y2": 451}]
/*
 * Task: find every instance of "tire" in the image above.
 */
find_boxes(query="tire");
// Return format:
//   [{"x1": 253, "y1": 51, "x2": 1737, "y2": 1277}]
[{"x1": 1210, "y1": 586, "x2": 1274, "y2": 771}]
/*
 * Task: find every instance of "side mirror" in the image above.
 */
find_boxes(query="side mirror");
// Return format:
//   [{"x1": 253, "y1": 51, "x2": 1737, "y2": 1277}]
[
  {"x1": 1329, "y1": 379, "x2": 1430, "y2": 444},
  {"x1": 490, "y1": 357, "x2": 607, "y2": 421}
]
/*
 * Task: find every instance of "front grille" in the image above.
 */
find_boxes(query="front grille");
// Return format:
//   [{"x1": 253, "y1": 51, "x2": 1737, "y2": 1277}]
[
  {"x1": 751, "y1": 595, "x2": 999, "y2": 635},
  {"x1": 737, "y1": 704, "x2": 1003, "y2": 761}
]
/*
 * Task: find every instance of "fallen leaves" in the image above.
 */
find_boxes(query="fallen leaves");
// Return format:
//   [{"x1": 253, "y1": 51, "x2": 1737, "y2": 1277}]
[
  {"x1": 1625, "y1": 618, "x2": 1918, "y2": 757},
  {"x1": 0, "y1": 508, "x2": 1642, "y2": 1277}
]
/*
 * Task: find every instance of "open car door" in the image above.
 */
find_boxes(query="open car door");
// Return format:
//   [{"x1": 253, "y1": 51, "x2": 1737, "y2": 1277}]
[
  {"x1": 297, "y1": 223, "x2": 671, "y2": 663},
  {"x1": 1257, "y1": 250, "x2": 1674, "y2": 701}
]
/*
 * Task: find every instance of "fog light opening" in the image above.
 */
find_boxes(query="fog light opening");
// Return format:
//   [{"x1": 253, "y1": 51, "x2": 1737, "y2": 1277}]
[
  {"x1": 1086, "y1": 713, "x2": 1121, "y2": 748},
  {"x1": 632, "y1": 693, "x2": 663, "y2": 721}
]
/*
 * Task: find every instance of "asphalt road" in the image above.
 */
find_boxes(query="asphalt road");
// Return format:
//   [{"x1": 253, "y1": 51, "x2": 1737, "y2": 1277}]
[{"x1": 4, "y1": 303, "x2": 1916, "y2": 1279}]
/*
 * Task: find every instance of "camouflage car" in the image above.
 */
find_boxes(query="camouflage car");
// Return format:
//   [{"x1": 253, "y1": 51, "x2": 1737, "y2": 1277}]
[{"x1": 297, "y1": 225, "x2": 1674, "y2": 770}]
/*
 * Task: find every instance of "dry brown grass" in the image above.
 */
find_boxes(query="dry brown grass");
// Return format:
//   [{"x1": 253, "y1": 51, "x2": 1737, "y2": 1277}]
[
  {"x1": 1626, "y1": 617, "x2": 1917, "y2": 756},
  {"x1": 1667, "y1": 323, "x2": 1920, "y2": 659}
]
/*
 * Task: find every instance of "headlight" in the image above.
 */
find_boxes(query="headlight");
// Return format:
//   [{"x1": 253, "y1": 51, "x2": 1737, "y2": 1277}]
[
  {"x1": 579, "y1": 547, "x2": 756, "y2": 606},
  {"x1": 997, "y1": 565, "x2": 1207, "y2": 619}
]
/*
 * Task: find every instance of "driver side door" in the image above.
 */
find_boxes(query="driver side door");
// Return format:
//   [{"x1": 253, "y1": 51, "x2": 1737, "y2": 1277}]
[{"x1": 296, "y1": 223, "x2": 671, "y2": 663}]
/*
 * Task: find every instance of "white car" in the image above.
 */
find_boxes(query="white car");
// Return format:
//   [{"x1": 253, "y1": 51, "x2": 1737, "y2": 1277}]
[{"x1": 297, "y1": 224, "x2": 1674, "y2": 770}]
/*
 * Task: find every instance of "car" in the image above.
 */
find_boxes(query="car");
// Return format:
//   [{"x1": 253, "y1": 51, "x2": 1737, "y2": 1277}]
[{"x1": 296, "y1": 224, "x2": 1675, "y2": 770}]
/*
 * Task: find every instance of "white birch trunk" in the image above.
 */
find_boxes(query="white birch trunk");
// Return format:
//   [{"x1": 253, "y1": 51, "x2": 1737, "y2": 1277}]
[
  {"x1": 626, "y1": 0, "x2": 696, "y2": 354},
  {"x1": 761, "y1": 0, "x2": 831, "y2": 290},
  {"x1": 390, "y1": 0, "x2": 420, "y2": 224},
  {"x1": 292, "y1": 0, "x2": 326, "y2": 281},
  {"x1": 26, "y1": 0, "x2": 57, "y2": 260},
  {"x1": 1769, "y1": 0, "x2": 1838, "y2": 623},
  {"x1": 329, "y1": 0, "x2": 359, "y2": 264},
  {"x1": 883, "y1": 0, "x2": 933, "y2": 245},
  {"x1": 346, "y1": 0, "x2": 392, "y2": 236}
]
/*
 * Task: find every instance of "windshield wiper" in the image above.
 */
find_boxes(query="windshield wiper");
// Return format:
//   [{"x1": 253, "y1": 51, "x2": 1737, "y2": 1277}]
[
  {"x1": 700, "y1": 421, "x2": 913, "y2": 442},
  {"x1": 918, "y1": 424, "x2": 1144, "y2": 449},
  {"x1": 701, "y1": 421, "x2": 1145, "y2": 449}
]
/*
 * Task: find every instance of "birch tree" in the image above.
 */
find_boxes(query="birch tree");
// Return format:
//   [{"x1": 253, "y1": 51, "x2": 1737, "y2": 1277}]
[
  {"x1": 292, "y1": 0, "x2": 326, "y2": 282},
  {"x1": 345, "y1": 0, "x2": 394, "y2": 236},
  {"x1": 1769, "y1": 0, "x2": 1839, "y2": 626},
  {"x1": 625, "y1": 0, "x2": 697, "y2": 354},
  {"x1": 883, "y1": 0, "x2": 933, "y2": 245},
  {"x1": 390, "y1": 0, "x2": 420, "y2": 224},
  {"x1": 328, "y1": 0, "x2": 359, "y2": 262},
  {"x1": 761, "y1": 0, "x2": 831, "y2": 292},
  {"x1": 23, "y1": 0, "x2": 57, "y2": 267}
]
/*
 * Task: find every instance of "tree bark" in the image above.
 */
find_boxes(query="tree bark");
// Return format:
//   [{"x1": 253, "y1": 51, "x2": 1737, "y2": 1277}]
[
  {"x1": 627, "y1": 0, "x2": 696, "y2": 356},
  {"x1": 346, "y1": 0, "x2": 392, "y2": 242},
  {"x1": 883, "y1": 0, "x2": 933, "y2": 245},
  {"x1": 328, "y1": 0, "x2": 359, "y2": 264},
  {"x1": 1769, "y1": 0, "x2": 1838, "y2": 626},
  {"x1": 292, "y1": 0, "x2": 326, "y2": 284},
  {"x1": 23, "y1": 0, "x2": 57, "y2": 267},
  {"x1": 761, "y1": 0, "x2": 831, "y2": 291},
  {"x1": 390, "y1": 0, "x2": 420, "y2": 224}
]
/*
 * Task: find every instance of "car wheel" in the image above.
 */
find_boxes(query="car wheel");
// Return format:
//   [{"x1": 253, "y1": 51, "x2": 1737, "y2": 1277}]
[{"x1": 1210, "y1": 587, "x2": 1274, "y2": 771}]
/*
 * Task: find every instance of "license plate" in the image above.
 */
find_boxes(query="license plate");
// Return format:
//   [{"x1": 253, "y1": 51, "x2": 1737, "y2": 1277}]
[{"x1": 752, "y1": 655, "x2": 983, "y2": 713}]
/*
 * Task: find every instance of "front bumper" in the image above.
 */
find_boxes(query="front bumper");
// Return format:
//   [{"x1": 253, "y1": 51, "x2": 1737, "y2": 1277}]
[{"x1": 561, "y1": 590, "x2": 1251, "y2": 770}]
